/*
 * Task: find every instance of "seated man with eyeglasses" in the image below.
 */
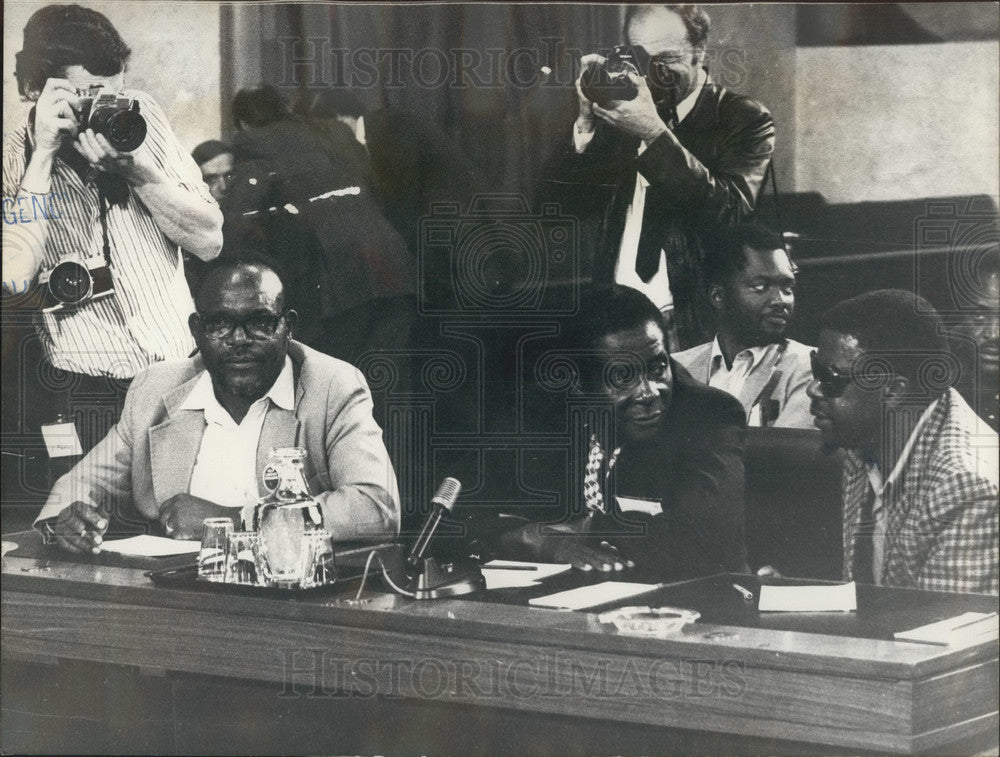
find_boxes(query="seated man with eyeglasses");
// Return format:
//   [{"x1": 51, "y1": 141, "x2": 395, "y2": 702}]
[
  {"x1": 35, "y1": 256, "x2": 400, "y2": 553},
  {"x1": 809, "y1": 290, "x2": 998, "y2": 594}
]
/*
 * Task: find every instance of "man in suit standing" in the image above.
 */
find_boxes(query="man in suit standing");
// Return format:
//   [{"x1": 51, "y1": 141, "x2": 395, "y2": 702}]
[
  {"x1": 809, "y1": 290, "x2": 997, "y2": 594},
  {"x1": 500, "y1": 284, "x2": 747, "y2": 579},
  {"x1": 35, "y1": 257, "x2": 400, "y2": 553},
  {"x1": 674, "y1": 223, "x2": 814, "y2": 428},
  {"x1": 541, "y1": 4, "x2": 774, "y2": 349}
]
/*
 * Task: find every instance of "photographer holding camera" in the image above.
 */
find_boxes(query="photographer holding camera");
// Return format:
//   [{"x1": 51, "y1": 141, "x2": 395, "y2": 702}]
[
  {"x1": 542, "y1": 4, "x2": 774, "y2": 350},
  {"x1": 3, "y1": 4, "x2": 222, "y2": 452}
]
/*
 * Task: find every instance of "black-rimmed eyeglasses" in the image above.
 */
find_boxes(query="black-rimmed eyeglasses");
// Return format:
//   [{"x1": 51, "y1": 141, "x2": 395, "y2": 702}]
[{"x1": 195, "y1": 310, "x2": 288, "y2": 340}]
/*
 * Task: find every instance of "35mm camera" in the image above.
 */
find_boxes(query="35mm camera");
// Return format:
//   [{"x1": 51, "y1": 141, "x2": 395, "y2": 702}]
[
  {"x1": 39, "y1": 255, "x2": 115, "y2": 313},
  {"x1": 75, "y1": 86, "x2": 147, "y2": 152},
  {"x1": 580, "y1": 46, "x2": 640, "y2": 108}
]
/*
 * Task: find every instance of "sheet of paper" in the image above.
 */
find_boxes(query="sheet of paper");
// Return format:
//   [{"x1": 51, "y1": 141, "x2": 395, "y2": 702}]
[
  {"x1": 758, "y1": 581, "x2": 857, "y2": 612},
  {"x1": 894, "y1": 612, "x2": 999, "y2": 645},
  {"x1": 100, "y1": 535, "x2": 201, "y2": 557},
  {"x1": 481, "y1": 560, "x2": 570, "y2": 591},
  {"x1": 528, "y1": 581, "x2": 663, "y2": 611},
  {"x1": 482, "y1": 574, "x2": 540, "y2": 590},
  {"x1": 615, "y1": 496, "x2": 662, "y2": 516}
]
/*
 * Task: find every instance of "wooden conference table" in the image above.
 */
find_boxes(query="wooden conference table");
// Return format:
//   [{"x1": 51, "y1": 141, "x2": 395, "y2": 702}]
[{"x1": 2, "y1": 531, "x2": 998, "y2": 756}]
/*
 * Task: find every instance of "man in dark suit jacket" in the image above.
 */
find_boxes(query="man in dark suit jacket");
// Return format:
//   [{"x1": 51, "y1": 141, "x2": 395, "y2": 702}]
[
  {"x1": 541, "y1": 4, "x2": 774, "y2": 349},
  {"x1": 501, "y1": 284, "x2": 747, "y2": 579},
  {"x1": 226, "y1": 86, "x2": 415, "y2": 363},
  {"x1": 297, "y1": 90, "x2": 485, "y2": 310}
]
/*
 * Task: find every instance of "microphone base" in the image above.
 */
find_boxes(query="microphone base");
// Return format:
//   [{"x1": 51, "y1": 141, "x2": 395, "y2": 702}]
[{"x1": 408, "y1": 557, "x2": 485, "y2": 600}]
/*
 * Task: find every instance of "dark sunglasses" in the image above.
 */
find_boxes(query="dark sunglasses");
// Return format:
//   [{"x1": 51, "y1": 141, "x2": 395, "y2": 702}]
[
  {"x1": 195, "y1": 310, "x2": 288, "y2": 340},
  {"x1": 809, "y1": 351, "x2": 852, "y2": 398}
]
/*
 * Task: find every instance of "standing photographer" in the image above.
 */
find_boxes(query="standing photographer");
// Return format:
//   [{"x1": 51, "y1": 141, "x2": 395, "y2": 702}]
[
  {"x1": 541, "y1": 4, "x2": 774, "y2": 350},
  {"x1": 2, "y1": 4, "x2": 222, "y2": 452}
]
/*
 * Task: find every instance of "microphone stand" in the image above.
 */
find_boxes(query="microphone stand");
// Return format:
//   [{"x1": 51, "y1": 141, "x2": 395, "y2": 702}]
[
  {"x1": 384, "y1": 477, "x2": 485, "y2": 599},
  {"x1": 406, "y1": 554, "x2": 485, "y2": 599}
]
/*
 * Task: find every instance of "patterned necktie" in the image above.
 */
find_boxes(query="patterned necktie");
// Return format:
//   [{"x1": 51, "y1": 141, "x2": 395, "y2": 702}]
[{"x1": 584, "y1": 435, "x2": 621, "y2": 515}]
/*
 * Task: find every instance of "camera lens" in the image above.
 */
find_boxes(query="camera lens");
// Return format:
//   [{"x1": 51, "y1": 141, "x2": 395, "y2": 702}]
[
  {"x1": 104, "y1": 110, "x2": 147, "y2": 152},
  {"x1": 48, "y1": 260, "x2": 93, "y2": 305},
  {"x1": 89, "y1": 106, "x2": 147, "y2": 152}
]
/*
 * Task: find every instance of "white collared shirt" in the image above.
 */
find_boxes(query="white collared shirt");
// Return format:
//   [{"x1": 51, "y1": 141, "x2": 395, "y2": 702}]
[
  {"x1": 863, "y1": 398, "x2": 941, "y2": 584},
  {"x1": 179, "y1": 356, "x2": 295, "y2": 510},
  {"x1": 708, "y1": 337, "x2": 780, "y2": 426},
  {"x1": 574, "y1": 68, "x2": 707, "y2": 312}
]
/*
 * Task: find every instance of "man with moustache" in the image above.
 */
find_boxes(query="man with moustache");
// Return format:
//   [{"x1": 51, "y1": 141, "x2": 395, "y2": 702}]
[
  {"x1": 808, "y1": 290, "x2": 997, "y2": 594},
  {"x1": 674, "y1": 223, "x2": 814, "y2": 428},
  {"x1": 35, "y1": 257, "x2": 400, "y2": 553},
  {"x1": 502, "y1": 284, "x2": 747, "y2": 578},
  {"x1": 541, "y1": 4, "x2": 774, "y2": 348}
]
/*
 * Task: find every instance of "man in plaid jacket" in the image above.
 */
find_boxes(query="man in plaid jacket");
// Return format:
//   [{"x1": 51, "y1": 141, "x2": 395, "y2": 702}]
[{"x1": 808, "y1": 290, "x2": 998, "y2": 595}]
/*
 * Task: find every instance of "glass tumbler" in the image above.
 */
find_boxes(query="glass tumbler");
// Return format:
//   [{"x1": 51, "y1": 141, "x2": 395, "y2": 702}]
[
  {"x1": 299, "y1": 529, "x2": 337, "y2": 589},
  {"x1": 225, "y1": 531, "x2": 260, "y2": 585},
  {"x1": 198, "y1": 518, "x2": 234, "y2": 582}
]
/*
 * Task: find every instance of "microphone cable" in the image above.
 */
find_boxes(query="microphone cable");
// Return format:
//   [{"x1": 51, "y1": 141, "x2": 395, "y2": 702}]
[{"x1": 355, "y1": 548, "x2": 415, "y2": 600}]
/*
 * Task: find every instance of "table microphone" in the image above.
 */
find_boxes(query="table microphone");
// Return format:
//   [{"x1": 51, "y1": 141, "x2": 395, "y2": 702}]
[
  {"x1": 396, "y1": 477, "x2": 484, "y2": 599},
  {"x1": 406, "y1": 477, "x2": 461, "y2": 573}
]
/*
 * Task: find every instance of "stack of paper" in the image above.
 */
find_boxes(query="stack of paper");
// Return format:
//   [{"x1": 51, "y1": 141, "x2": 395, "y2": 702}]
[
  {"x1": 480, "y1": 560, "x2": 571, "y2": 590},
  {"x1": 758, "y1": 581, "x2": 857, "y2": 612},
  {"x1": 894, "y1": 612, "x2": 998, "y2": 646},
  {"x1": 100, "y1": 535, "x2": 201, "y2": 557},
  {"x1": 528, "y1": 581, "x2": 663, "y2": 610}
]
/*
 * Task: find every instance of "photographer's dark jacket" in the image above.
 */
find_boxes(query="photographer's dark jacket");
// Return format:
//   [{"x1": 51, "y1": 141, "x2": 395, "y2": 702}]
[{"x1": 540, "y1": 74, "x2": 774, "y2": 347}]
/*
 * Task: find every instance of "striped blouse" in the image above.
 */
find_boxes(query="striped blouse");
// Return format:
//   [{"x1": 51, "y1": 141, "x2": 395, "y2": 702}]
[{"x1": 2, "y1": 91, "x2": 216, "y2": 379}]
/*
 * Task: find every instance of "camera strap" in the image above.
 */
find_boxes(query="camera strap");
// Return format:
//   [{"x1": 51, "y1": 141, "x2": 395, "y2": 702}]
[
  {"x1": 22, "y1": 127, "x2": 116, "y2": 269},
  {"x1": 97, "y1": 186, "x2": 113, "y2": 270}
]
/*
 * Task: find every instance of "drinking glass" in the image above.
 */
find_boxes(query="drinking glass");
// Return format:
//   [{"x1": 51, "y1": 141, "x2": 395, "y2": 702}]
[
  {"x1": 299, "y1": 529, "x2": 336, "y2": 589},
  {"x1": 225, "y1": 531, "x2": 260, "y2": 585},
  {"x1": 198, "y1": 518, "x2": 233, "y2": 582}
]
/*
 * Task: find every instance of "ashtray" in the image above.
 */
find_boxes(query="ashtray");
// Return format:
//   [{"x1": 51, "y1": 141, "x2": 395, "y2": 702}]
[{"x1": 597, "y1": 606, "x2": 700, "y2": 637}]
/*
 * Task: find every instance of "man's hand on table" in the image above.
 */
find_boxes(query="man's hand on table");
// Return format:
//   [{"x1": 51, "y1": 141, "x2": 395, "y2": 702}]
[
  {"x1": 51, "y1": 501, "x2": 109, "y2": 554},
  {"x1": 505, "y1": 521, "x2": 635, "y2": 573},
  {"x1": 159, "y1": 494, "x2": 237, "y2": 540}
]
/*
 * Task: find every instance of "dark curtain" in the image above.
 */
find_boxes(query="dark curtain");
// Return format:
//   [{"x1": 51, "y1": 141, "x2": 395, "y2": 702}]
[{"x1": 225, "y1": 3, "x2": 624, "y2": 198}]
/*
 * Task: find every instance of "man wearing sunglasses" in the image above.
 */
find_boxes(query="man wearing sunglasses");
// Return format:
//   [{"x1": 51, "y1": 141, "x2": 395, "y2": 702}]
[
  {"x1": 541, "y1": 4, "x2": 774, "y2": 349},
  {"x1": 35, "y1": 256, "x2": 400, "y2": 553},
  {"x1": 809, "y1": 290, "x2": 997, "y2": 595}
]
